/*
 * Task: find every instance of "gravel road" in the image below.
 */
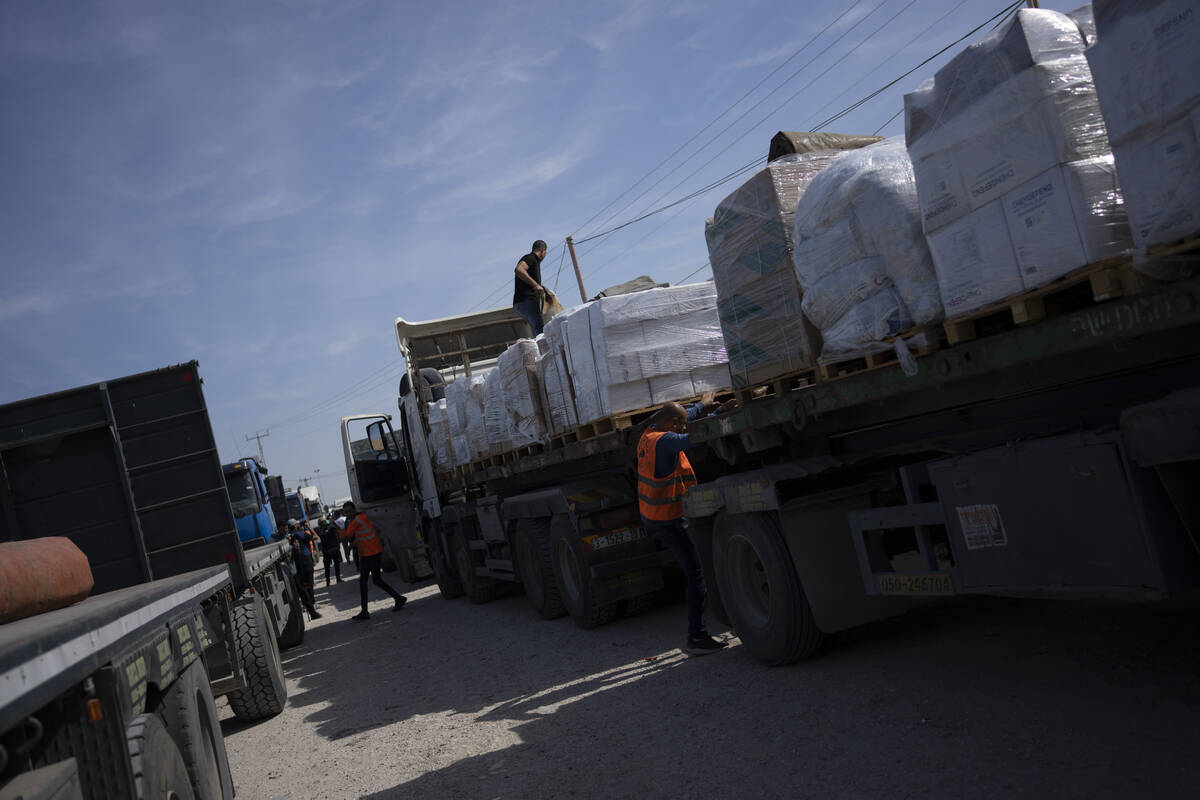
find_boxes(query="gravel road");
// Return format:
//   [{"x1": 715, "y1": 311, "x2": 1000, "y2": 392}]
[{"x1": 220, "y1": 563, "x2": 1199, "y2": 799}]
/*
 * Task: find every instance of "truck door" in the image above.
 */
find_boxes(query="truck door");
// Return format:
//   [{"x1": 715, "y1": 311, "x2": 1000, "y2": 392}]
[{"x1": 341, "y1": 415, "x2": 413, "y2": 506}]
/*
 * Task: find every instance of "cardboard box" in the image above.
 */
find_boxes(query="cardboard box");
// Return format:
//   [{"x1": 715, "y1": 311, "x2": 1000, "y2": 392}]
[
  {"x1": 927, "y1": 201, "x2": 1024, "y2": 316},
  {"x1": 1111, "y1": 110, "x2": 1200, "y2": 249}
]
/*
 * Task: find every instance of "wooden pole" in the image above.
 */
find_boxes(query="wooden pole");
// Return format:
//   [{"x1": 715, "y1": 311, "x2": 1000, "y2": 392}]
[{"x1": 566, "y1": 236, "x2": 588, "y2": 303}]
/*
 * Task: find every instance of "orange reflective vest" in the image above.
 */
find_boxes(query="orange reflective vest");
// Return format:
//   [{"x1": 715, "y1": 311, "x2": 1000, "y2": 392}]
[
  {"x1": 637, "y1": 429, "x2": 697, "y2": 522},
  {"x1": 343, "y1": 513, "x2": 383, "y2": 558}
]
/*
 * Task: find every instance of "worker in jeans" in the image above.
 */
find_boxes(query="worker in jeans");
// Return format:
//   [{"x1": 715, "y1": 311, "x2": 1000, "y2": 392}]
[
  {"x1": 512, "y1": 239, "x2": 554, "y2": 336},
  {"x1": 287, "y1": 519, "x2": 322, "y2": 620},
  {"x1": 341, "y1": 501, "x2": 407, "y2": 620},
  {"x1": 636, "y1": 394, "x2": 735, "y2": 656}
]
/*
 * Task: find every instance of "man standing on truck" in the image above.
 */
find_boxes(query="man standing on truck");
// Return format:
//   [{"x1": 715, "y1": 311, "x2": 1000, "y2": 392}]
[
  {"x1": 637, "y1": 396, "x2": 732, "y2": 656},
  {"x1": 288, "y1": 519, "x2": 322, "y2": 619},
  {"x1": 513, "y1": 239, "x2": 553, "y2": 336},
  {"x1": 342, "y1": 501, "x2": 407, "y2": 620}
]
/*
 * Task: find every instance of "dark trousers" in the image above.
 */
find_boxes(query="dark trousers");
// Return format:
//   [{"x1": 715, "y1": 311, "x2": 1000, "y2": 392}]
[
  {"x1": 650, "y1": 519, "x2": 708, "y2": 640},
  {"x1": 294, "y1": 557, "x2": 318, "y2": 615},
  {"x1": 342, "y1": 538, "x2": 354, "y2": 562},
  {"x1": 322, "y1": 548, "x2": 342, "y2": 585},
  {"x1": 358, "y1": 553, "x2": 404, "y2": 612},
  {"x1": 513, "y1": 298, "x2": 544, "y2": 335}
]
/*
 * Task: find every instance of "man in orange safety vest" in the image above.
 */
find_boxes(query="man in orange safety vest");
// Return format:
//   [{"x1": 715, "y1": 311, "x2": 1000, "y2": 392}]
[
  {"x1": 637, "y1": 394, "x2": 734, "y2": 656},
  {"x1": 341, "y1": 501, "x2": 407, "y2": 620}
]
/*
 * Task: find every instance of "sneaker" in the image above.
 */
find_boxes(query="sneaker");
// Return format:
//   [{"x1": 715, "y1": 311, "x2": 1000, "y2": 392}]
[
  {"x1": 685, "y1": 635, "x2": 727, "y2": 656},
  {"x1": 352, "y1": 611, "x2": 370, "y2": 621},
  {"x1": 393, "y1": 596, "x2": 408, "y2": 612},
  {"x1": 309, "y1": 611, "x2": 322, "y2": 620}
]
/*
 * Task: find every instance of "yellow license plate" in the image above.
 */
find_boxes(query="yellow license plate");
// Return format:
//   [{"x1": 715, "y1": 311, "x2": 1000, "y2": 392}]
[{"x1": 877, "y1": 573, "x2": 954, "y2": 596}]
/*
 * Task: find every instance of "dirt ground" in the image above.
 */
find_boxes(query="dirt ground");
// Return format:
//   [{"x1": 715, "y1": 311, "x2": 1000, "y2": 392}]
[{"x1": 220, "y1": 561, "x2": 1199, "y2": 799}]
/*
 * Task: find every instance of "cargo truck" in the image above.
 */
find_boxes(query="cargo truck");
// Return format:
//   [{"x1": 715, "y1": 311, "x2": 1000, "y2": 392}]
[
  {"x1": 344, "y1": 254, "x2": 1200, "y2": 664},
  {"x1": 222, "y1": 456, "x2": 276, "y2": 547},
  {"x1": 0, "y1": 363, "x2": 307, "y2": 799}
]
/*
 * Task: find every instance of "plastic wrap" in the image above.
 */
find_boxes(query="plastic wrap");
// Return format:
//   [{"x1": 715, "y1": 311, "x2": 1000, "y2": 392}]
[
  {"x1": 706, "y1": 151, "x2": 839, "y2": 387},
  {"x1": 586, "y1": 283, "x2": 731, "y2": 418},
  {"x1": 555, "y1": 303, "x2": 604, "y2": 426},
  {"x1": 791, "y1": 138, "x2": 941, "y2": 356},
  {"x1": 536, "y1": 348, "x2": 577, "y2": 435},
  {"x1": 1087, "y1": 0, "x2": 1200, "y2": 251},
  {"x1": 443, "y1": 378, "x2": 475, "y2": 465},
  {"x1": 427, "y1": 399, "x2": 452, "y2": 471},
  {"x1": 905, "y1": 10, "x2": 1109, "y2": 234},
  {"x1": 482, "y1": 368, "x2": 509, "y2": 453},
  {"x1": 496, "y1": 338, "x2": 546, "y2": 448},
  {"x1": 460, "y1": 374, "x2": 488, "y2": 459},
  {"x1": 1068, "y1": 5, "x2": 1096, "y2": 47}
]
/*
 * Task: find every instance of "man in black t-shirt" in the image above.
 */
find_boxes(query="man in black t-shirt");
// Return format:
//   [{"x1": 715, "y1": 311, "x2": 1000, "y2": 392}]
[{"x1": 513, "y1": 239, "x2": 552, "y2": 335}]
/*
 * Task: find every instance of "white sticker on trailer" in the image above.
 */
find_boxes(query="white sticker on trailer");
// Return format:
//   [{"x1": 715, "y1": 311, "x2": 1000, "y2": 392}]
[{"x1": 956, "y1": 504, "x2": 1008, "y2": 550}]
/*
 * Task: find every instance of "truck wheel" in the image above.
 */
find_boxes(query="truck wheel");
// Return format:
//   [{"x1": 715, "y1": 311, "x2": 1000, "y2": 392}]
[
  {"x1": 514, "y1": 518, "x2": 565, "y2": 620},
  {"x1": 550, "y1": 516, "x2": 618, "y2": 629},
  {"x1": 428, "y1": 527, "x2": 464, "y2": 599},
  {"x1": 450, "y1": 526, "x2": 498, "y2": 604},
  {"x1": 276, "y1": 571, "x2": 306, "y2": 650},
  {"x1": 713, "y1": 510, "x2": 824, "y2": 666},
  {"x1": 127, "y1": 713, "x2": 196, "y2": 800},
  {"x1": 226, "y1": 595, "x2": 287, "y2": 721},
  {"x1": 161, "y1": 660, "x2": 233, "y2": 800}
]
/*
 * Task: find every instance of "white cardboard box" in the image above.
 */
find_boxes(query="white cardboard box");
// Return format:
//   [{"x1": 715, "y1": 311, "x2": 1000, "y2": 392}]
[
  {"x1": 1086, "y1": 0, "x2": 1200, "y2": 146},
  {"x1": 927, "y1": 201, "x2": 1024, "y2": 316},
  {"x1": 1112, "y1": 109, "x2": 1200, "y2": 249}
]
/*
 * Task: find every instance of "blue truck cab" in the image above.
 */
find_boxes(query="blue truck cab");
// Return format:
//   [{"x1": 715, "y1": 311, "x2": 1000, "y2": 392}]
[{"x1": 223, "y1": 457, "x2": 276, "y2": 548}]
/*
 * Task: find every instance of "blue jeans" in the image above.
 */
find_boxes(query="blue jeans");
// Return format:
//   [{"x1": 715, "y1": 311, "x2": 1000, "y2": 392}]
[
  {"x1": 647, "y1": 518, "x2": 708, "y2": 640},
  {"x1": 513, "y1": 298, "x2": 544, "y2": 336}
]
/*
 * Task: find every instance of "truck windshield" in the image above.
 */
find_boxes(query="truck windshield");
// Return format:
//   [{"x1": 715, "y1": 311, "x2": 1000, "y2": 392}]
[
  {"x1": 225, "y1": 470, "x2": 260, "y2": 518},
  {"x1": 286, "y1": 495, "x2": 304, "y2": 521}
]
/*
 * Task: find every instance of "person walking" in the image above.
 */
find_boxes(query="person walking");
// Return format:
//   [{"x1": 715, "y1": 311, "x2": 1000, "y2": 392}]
[
  {"x1": 636, "y1": 395, "x2": 734, "y2": 656},
  {"x1": 318, "y1": 519, "x2": 344, "y2": 586},
  {"x1": 335, "y1": 510, "x2": 355, "y2": 564},
  {"x1": 287, "y1": 519, "x2": 322, "y2": 620},
  {"x1": 512, "y1": 239, "x2": 554, "y2": 336},
  {"x1": 342, "y1": 501, "x2": 407, "y2": 620}
]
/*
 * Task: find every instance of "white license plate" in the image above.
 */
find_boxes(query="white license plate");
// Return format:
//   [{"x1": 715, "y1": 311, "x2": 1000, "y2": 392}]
[
  {"x1": 877, "y1": 573, "x2": 954, "y2": 595},
  {"x1": 585, "y1": 527, "x2": 647, "y2": 551}
]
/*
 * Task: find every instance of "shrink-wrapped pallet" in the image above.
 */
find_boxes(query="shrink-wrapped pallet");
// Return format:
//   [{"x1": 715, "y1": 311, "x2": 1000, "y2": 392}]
[
  {"x1": 585, "y1": 283, "x2": 731, "y2": 420},
  {"x1": 536, "y1": 347, "x2": 577, "y2": 435},
  {"x1": 496, "y1": 339, "x2": 546, "y2": 448},
  {"x1": 906, "y1": 7, "x2": 1131, "y2": 315},
  {"x1": 443, "y1": 377, "x2": 476, "y2": 465},
  {"x1": 482, "y1": 368, "x2": 509, "y2": 454},
  {"x1": 706, "y1": 151, "x2": 840, "y2": 387},
  {"x1": 792, "y1": 138, "x2": 941, "y2": 357},
  {"x1": 1087, "y1": 0, "x2": 1200, "y2": 252},
  {"x1": 427, "y1": 399, "x2": 452, "y2": 471}
]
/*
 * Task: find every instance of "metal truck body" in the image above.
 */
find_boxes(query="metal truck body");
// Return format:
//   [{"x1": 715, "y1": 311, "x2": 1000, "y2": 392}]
[{"x1": 0, "y1": 363, "x2": 306, "y2": 798}]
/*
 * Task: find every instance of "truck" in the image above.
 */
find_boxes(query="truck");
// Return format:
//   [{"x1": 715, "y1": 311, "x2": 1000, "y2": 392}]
[
  {"x1": 342, "y1": 249, "x2": 1200, "y2": 665},
  {"x1": 0, "y1": 362, "x2": 308, "y2": 799},
  {"x1": 284, "y1": 486, "x2": 322, "y2": 527},
  {"x1": 222, "y1": 457, "x2": 276, "y2": 548}
]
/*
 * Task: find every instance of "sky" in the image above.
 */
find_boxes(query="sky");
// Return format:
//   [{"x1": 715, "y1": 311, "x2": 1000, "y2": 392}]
[{"x1": 0, "y1": 0, "x2": 1086, "y2": 502}]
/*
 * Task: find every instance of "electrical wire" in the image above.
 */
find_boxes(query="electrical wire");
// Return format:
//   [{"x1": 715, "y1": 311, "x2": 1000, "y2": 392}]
[
  {"x1": 674, "y1": 262, "x2": 712, "y2": 284},
  {"x1": 571, "y1": 0, "x2": 876, "y2": 243}
]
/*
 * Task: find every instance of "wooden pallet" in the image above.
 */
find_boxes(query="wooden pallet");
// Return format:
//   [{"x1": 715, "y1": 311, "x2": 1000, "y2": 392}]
[
  {"x1": 573, "y1": 393, "x2": 734, "y2": 441},
  {"x1": 732, "y1": 368, "x2": 818, "y2": 405},
  {"x1": 816, "y1": 330, "x2": 942, "y2": 382},
  {"x1": 1148, "y1": 233, "x2": 1200, "y2": 259},
  {"x1": 942, "y1": 258, "x2": 1142, "y2": 346}
]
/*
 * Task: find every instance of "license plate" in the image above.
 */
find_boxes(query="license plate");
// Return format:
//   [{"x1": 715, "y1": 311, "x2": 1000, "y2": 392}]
[
  {"x1": 584, "y1": 526, "x2": 647, "y2": 551},
  {"x1": 877, "y1": 572, "x2": 954, "y2": 596}
]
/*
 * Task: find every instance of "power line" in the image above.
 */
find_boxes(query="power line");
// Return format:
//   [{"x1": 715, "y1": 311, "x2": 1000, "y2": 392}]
[
  {"x1": 570, "y1": 0, "x2": 874, "y2": 242},
  {"x1": 675, "y1": 262, "x2": 712, "y2": 284}
]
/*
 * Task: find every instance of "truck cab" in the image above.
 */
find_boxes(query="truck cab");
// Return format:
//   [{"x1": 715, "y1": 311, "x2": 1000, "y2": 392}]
[{"x1": 222, "y1": 457, "x2": 276, "y2": 548}]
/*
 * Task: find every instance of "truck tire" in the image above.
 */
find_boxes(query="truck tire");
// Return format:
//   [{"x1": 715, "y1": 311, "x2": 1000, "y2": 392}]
[
  {"x1": 514, "y1": 518, "x2": 565, "y2": 620},
  {"x1": 450, "y1": 526, "x2": 498, "y2": 604},
  {"x1": 226, "y1": 595, "x2": 287, "y2": 721},
  {"x1": 127, "y1": 713, "x2": 196, "y2": 800},
  {"x1": 161, "y1": 660, "x2": 234, "y2": 800},
  {"x1": 428, "y1": 526, "x2": 464, "y2": 599},
  {"x1": 276, "y1": 570, "x2": 306, "y2": 650},
  {"x1": 712, "y1": 510, "x2": 824, "y2": 666},
  {"x1": 550, "y1": 516, "x2": 618, "y2": 629}
]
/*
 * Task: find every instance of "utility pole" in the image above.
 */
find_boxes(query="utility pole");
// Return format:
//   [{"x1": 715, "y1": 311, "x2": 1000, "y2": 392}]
[
  {"x1": 1025, "y1": 0, "x2": 1039, "y2": 7},
  {"x1": 565, "y1": 236, "x2": 588, "y2": 303},
  {"x1": 245, "y1": 430, "x2": 269, "y2": 468},
  {"x1": 298, "y1": 476, "x2": 313, "y2": 488}
]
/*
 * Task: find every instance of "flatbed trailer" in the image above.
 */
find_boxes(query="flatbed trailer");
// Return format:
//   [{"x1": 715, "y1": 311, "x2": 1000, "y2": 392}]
[
  {"x1": 385, "y1": 262, "x2": 1200, "y2": 664},
  {"x1": 0, "y1": 363, "x2": 305, "y2": 799}
]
